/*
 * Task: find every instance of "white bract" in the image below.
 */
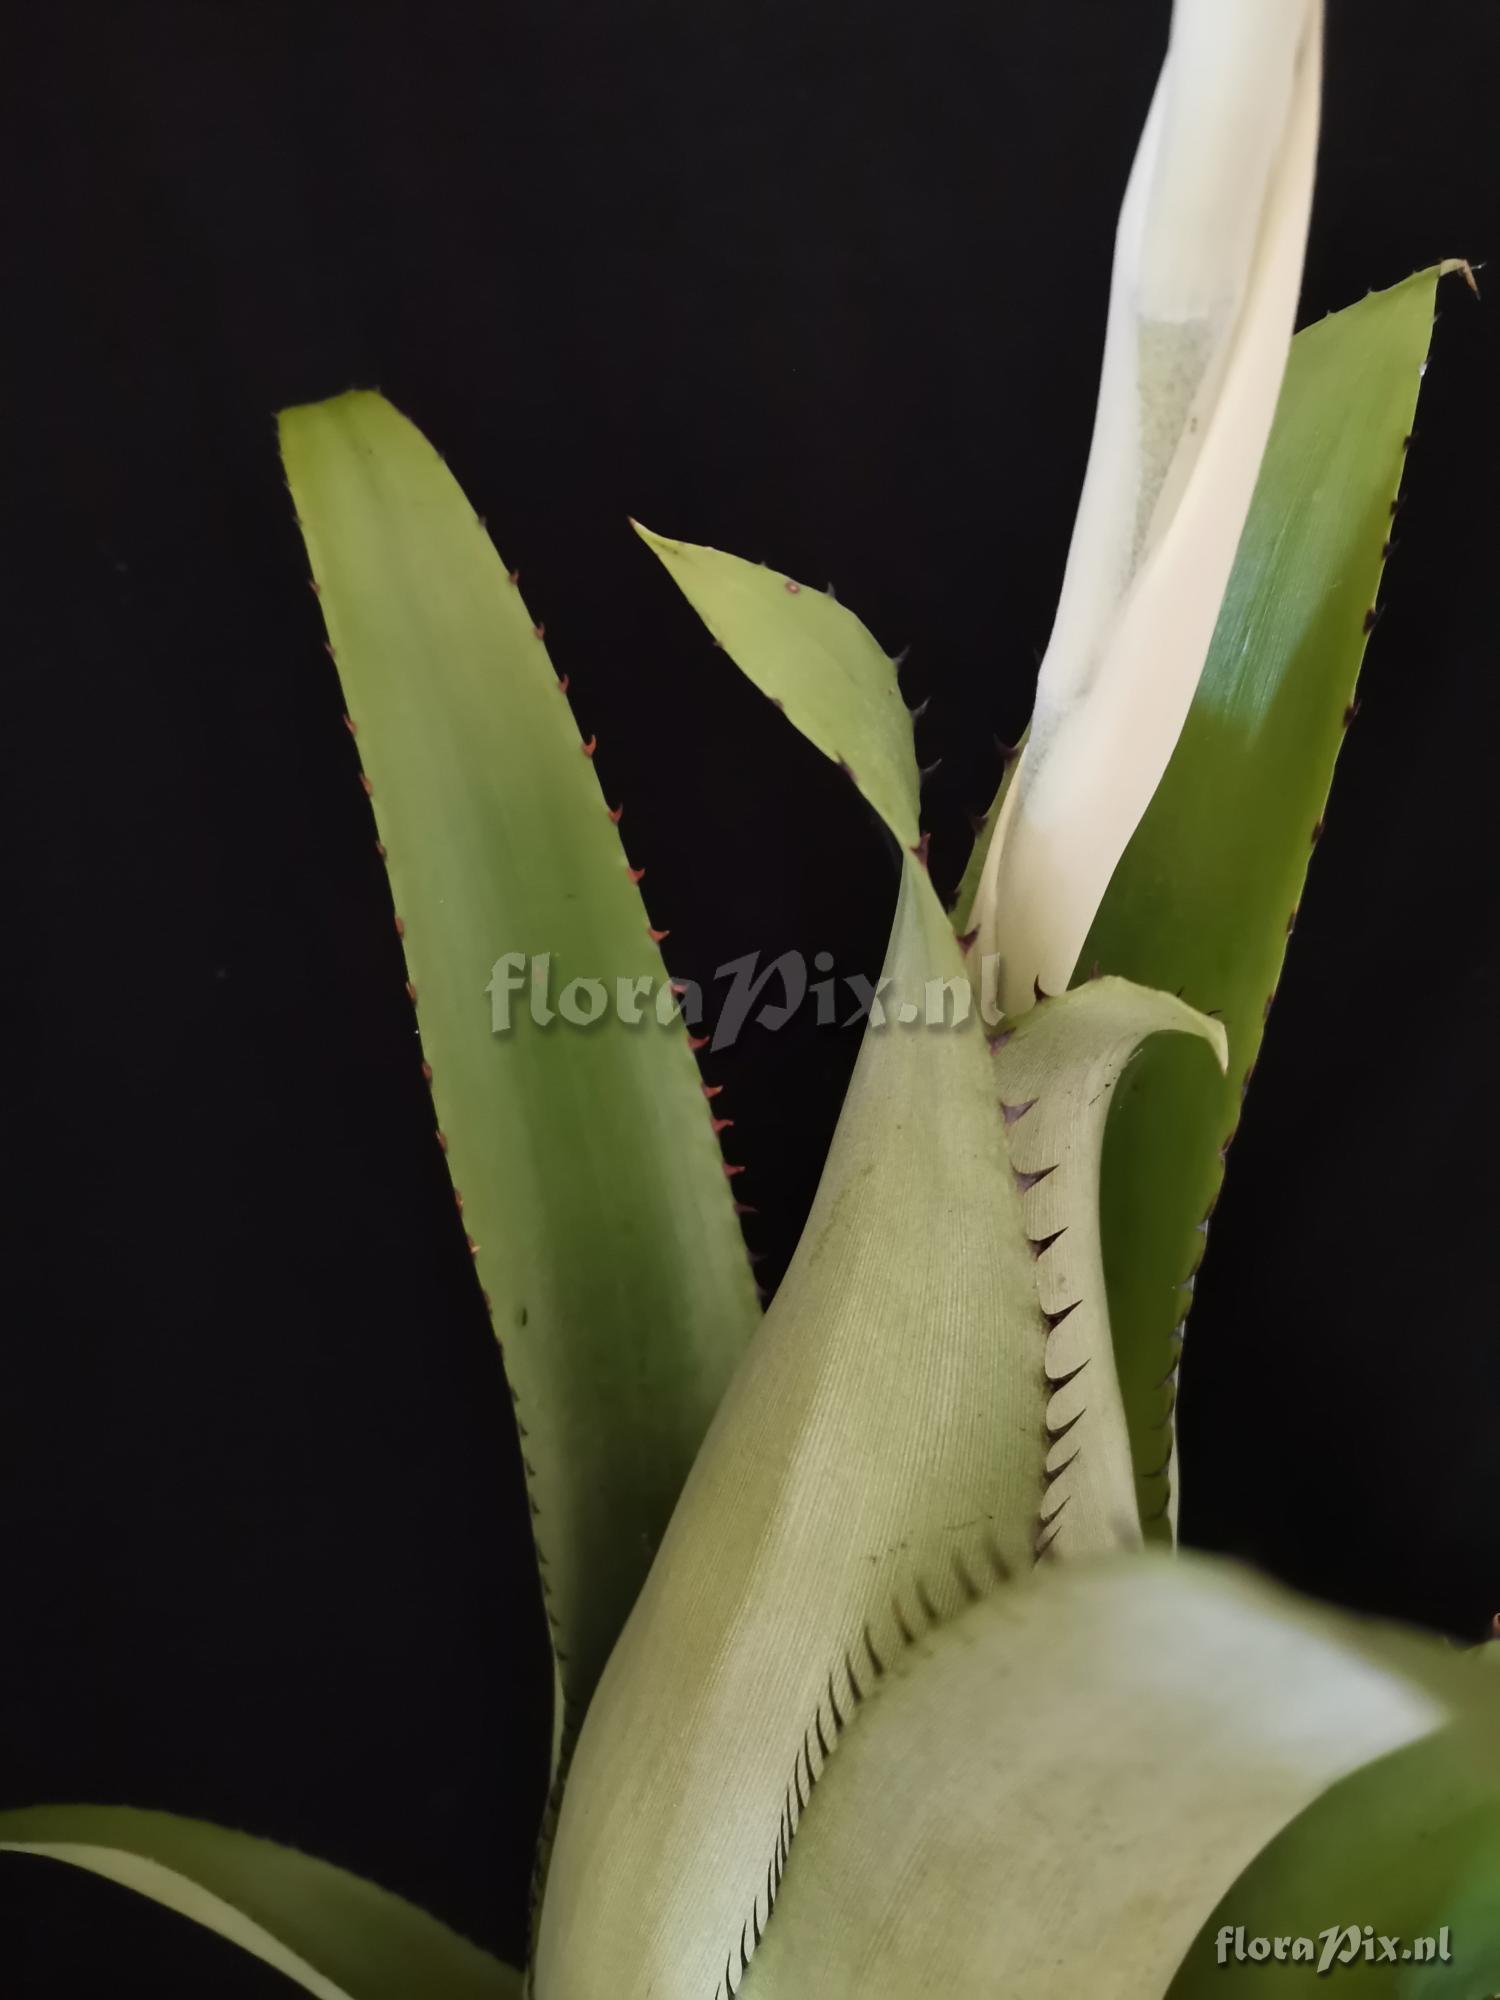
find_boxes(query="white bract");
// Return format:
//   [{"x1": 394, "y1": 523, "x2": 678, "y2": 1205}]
[{"x1": 968, "y1": 0, "x2": 1322, "y2": 1012}]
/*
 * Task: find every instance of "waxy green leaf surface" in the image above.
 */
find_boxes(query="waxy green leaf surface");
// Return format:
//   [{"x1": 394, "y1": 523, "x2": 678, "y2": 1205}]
[
  {"x1": 537, "y1": 853, "x2": 1044, "y2": 2000},
  {"x1": 538, "y1": 542, "x2": 1228, "y2": 2000},
  {"x1": 1171, "y1": 1710, "x2": 1500, "y2": 1995},
  {"x1": 740, "y1": 1557, "x2": 1471, "y2": 2000},
  {"x1": 1076, "y1": 268, "x2": 1449, "y2": 1530},
  {"x1": 0, "y1": 1805, "x2": 521, "y2": 2000},
  {"x1": 634, "y1": 524, "x2": 921, "y2": 850},
  {"x1": 280, "y1": 395, "x2": 761, "y2": 1726}
]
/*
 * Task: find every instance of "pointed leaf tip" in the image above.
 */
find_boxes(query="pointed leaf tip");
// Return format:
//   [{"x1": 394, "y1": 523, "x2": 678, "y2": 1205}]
[
  {"x1": 278, "y1": 391, "x2": 761, "y2": 1721},
  {"x1": 635, "y1": 523, "x2": 922, "y2": 851}
]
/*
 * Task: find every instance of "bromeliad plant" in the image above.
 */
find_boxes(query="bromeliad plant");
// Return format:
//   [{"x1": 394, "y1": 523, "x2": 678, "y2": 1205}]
[{"x1": 4, "y1": 2, "x2": 1496, "y2": 1994}]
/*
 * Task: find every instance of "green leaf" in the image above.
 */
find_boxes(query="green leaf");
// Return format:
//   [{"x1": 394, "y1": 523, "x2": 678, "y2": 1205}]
[
  {"x1": 632, "y1": 523, "x2": 922, "y2": 850},
  {"x1": 736, "y1": 1555, "x2": 1477, "y2": 2000},
  {"x1": 0, "y1": 1805, "x2": 520, "y2": 2000},
  {"x1": 540, "y1": 543, "x2": 1231, "y2": 1997},
  {"x1": 278, "y1": 395, "x2": 762, "y2": 1726},
  {"x1": 1074, "y1": 267, "x2": 1450, "y2": 1532},
  {"x1": 536, "y1": 854, "x2": 1044, "y2": 2000},
  {"x1": 992, "y1": 979, "x2": 1226, "y2": 1557},
  {"x1": 1169, "y1": 1717, "x2": 1500, "y2": 1995}
]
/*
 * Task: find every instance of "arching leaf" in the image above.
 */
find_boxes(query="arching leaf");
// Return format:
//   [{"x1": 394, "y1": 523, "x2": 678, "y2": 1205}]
[
  {"x1": 738, "y1": 1557, "x2": 1470, "y2": 2000},
  {"x1": 0, "y1": 1805, "x2": 520, "y2": 2000},
  {"x1": 279, "y1": 395, "x2": 762, "y2": 1736}
]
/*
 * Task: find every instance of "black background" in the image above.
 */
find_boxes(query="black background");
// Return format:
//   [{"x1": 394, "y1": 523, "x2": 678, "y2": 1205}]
[{"x1": 3, "y1": 1, "x2": 1498, "y2": 1990}]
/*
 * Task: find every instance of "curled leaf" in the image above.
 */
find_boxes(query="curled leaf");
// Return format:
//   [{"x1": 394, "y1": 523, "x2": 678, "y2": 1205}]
[{"x1": 0, "y1": 1804, "x2": 520, "y2": 2000}]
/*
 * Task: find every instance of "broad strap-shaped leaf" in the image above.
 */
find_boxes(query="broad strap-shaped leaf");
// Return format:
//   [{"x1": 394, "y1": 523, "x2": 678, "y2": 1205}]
[
  {"x1": 1170, "y1": 1716, "x2": 1500, "y2": 1994},
  {"x1": 279, "y1": 395, "x2": 761, "y2": 1725},
  {"x1": 1073, "y1": 267, "x2": 1453, "y2": 1532},
  {"x1": 992, "y1": 979, "x2": 1226, "y2": 1558},
  {"x1": 535, "y1": 555, "x2": 1228, "y2": 2000},
  {"x1": 0, "y1": 1805, "x2": 520, "y2": 2000},
  {"x1": 633, "y1": 523, "x2": 922, "y2": 850},
  {"x1": 536, "y1": 854, "x2": 1044, "y2": 2000},
  {"x1": 737, "y1": 1555, "x2": 1476, "y2": 2000}
]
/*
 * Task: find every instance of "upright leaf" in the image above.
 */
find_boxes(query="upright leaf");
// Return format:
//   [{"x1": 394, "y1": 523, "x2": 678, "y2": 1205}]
[
  {"x1": 536, "y1": 853, "x2": 1042, "y2": 2000},
  {"x1": 537, "y1": 547, "x2": 1225, "y2": 2000},
  {"x1": 0, "y1": 1805, "x2": 520, "y2": 2000},
  {"x1": 279, "y1": 395, "x2": 761, "y2": 1728},
  {"x1": 1074, "y1": 268, "x2": 1450, "y2": 1530},
  {"x1": 739, "y1": 1556, "x2": 1474, "y2": 2000}
]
